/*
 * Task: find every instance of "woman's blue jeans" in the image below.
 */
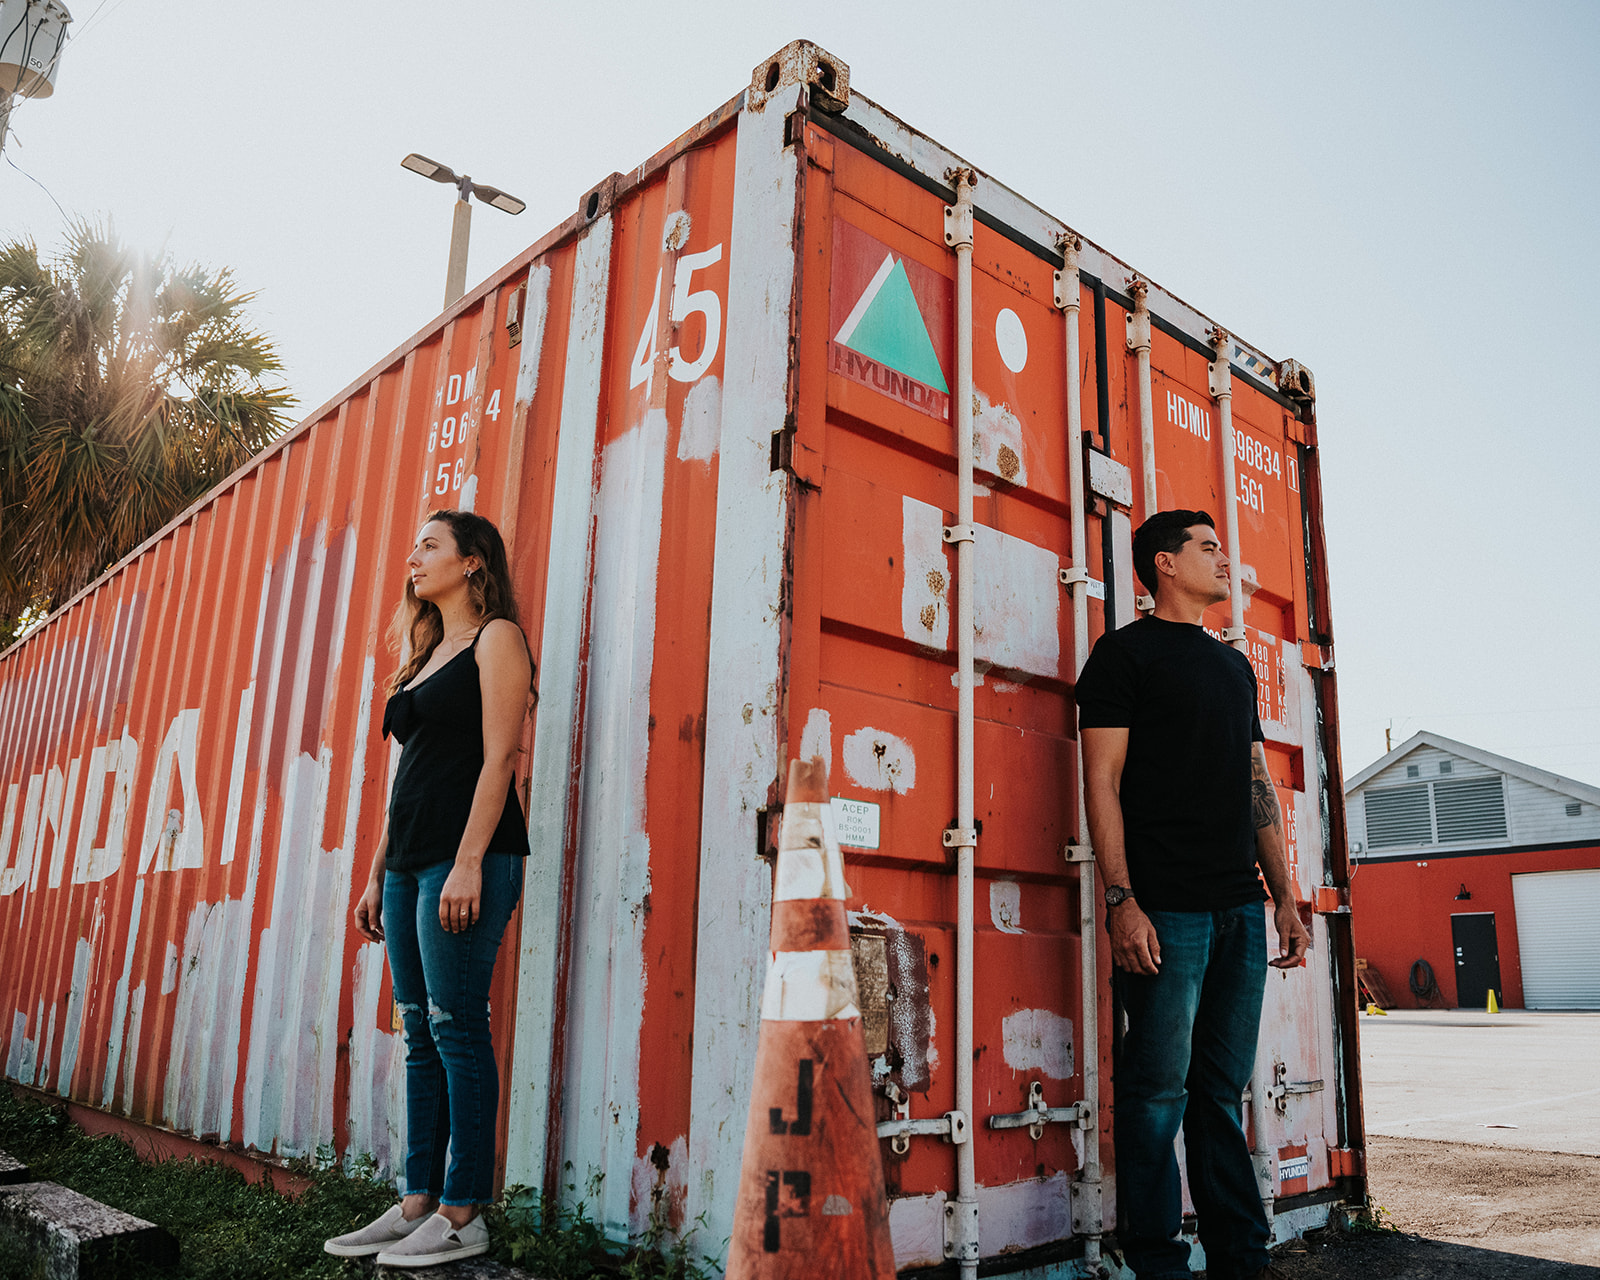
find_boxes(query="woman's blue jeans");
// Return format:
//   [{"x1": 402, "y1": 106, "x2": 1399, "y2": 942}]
[
  {"x1": 383, "y1": 853, "x2": 523, "y2": 1206},
  {"x1": 1113, "y1": 904, "x2": 1270, "y2": 1280}
]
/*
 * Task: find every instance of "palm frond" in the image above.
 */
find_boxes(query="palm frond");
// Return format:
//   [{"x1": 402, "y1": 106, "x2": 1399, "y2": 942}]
[{"x1": 0, "y1": 219, "x2": 298, "y2": 633}]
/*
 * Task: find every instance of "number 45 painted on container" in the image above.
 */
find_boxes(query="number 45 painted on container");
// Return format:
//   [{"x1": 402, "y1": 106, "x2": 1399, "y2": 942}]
[{"x1": 629, "y1": 244, "x2": 724, "y2": 394}]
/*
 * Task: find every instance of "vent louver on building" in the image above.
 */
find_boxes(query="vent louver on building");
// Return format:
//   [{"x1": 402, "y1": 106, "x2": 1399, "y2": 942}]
[
  {"x1": 1363, "y1": 771, "x2": 1512, "y2": 850},
  {"x1": 1366, "y1": 784, "x2": 1433, "y2": 848},
  {"x1": 1433, "y1": 776, "x2": 1508, "y2": 843}
]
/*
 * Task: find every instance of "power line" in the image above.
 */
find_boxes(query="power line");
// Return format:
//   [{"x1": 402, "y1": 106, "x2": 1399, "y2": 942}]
[{"x1": 4, "y1": 149, "x2": 67, "y2": 220}]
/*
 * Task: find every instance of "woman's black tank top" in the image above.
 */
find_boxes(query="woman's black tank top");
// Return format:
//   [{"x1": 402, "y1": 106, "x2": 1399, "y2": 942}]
[{"x1": 381, "y1": 627, "x2": 528, "y2": 871}]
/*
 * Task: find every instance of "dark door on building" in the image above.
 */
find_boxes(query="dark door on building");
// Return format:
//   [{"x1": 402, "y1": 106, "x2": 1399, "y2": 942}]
[{"x1": 1452, "y1": 912, "x2": 1503, "y2": 1009}]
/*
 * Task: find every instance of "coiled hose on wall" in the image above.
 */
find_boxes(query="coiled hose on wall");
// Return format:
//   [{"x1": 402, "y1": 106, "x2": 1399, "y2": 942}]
[{"x1": 1410, "y1": 958, "x2": 1442, "y2": 1005}]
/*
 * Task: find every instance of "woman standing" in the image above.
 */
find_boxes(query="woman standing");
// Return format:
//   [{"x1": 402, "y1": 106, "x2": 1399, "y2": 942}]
[{"x1": 325, "y1": 509, "x2": 534, "y2": 1268}]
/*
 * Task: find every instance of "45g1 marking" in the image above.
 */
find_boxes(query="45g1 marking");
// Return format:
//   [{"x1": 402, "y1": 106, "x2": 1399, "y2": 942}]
[{"x1": 629, "y1": 243, "x2": 725, "y2": 395}]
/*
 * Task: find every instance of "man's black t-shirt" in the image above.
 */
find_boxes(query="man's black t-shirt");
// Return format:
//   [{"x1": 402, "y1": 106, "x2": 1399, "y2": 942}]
[{"x1": 1075, "y1": 616, "x2": 1266, "y2": 912}]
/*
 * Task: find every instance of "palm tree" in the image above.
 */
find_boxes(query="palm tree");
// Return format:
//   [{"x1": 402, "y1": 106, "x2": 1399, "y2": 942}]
[{"x1": 0, "y1": 219, "x2": 295, "y2": 647}]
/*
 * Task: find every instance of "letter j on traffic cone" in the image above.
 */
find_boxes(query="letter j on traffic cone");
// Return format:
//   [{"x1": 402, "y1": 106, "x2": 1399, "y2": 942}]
[{"x1": 727, "y1": 756, "x2": 896, "y2": 1279}]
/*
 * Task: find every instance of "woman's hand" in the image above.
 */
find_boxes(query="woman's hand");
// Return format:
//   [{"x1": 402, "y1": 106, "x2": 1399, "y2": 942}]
[
  {"x1": 439, "y1": 861, "x2": 483, "y2": 933},
  {"x1": 354, "y1": 880, "x2": 384, "y2": 942}
]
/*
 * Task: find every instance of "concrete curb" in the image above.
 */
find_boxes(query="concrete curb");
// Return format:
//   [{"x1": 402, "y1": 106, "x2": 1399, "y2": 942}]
[
  {"x1": 0, "y1": 1151, "x2": 29, "y2": 1185},
  {"x1": 0, "y1": 1179, "x2": 178, "y2": 1279}
]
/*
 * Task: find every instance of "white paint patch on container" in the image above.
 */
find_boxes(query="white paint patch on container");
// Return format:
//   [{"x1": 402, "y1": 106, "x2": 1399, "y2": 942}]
[
  {"x1": 513, "y1": 263, "x2": 553, "y2": 407},
  {"x1": 887, "y1": 1191, "x2": 948, "y2": 1270},
  {"x1": 994, "y1": 308, "x2": 1028, "y2": 373},
  {"x1": 164, "y1": 895, "x2": 251, "y2": 1139},
  {"x1": 677, "y1": 375, "x2": 722, "y2": 464},
  {"x1": 55, "y1": 937, "x2": 91, "y2": 1097},
  {"x1": 4, "y1": 1010, "x2": 26, "y2": 1080},
  {"x1": 562, "y1": 407, "x2": 667, "y2": 1237},
  {"x1": 900, "y1": 496, "x2": 950, "y2": 650},
  {"x1": 161, "y1": 942, "x2": 179, "y2": 995},
  {"x1": 977, "y1": 1171, "x2": 1071, "y2": 1255},
  {"x1": 119, "y1": 983, "x2": 145, "y2": 1112},
  {"x1": 347, "y1": 940, "x2": 403, "y2": 1177},
  {"x1": 841, "y1": 727, "x2": 915, "y2": 795},
  {"x1": 684, "y1": 94, "x2": 796, "y2": 1254},
  {"x1": 989, "y1": 880, "x2": 1025, "y2": 934},
  {"x1": 505, "y1": 212, "x2": 614, "y2": 1195},
  {"x1": 848, "y1": 907, "x2": 903, "y2": 930},
  {"x1": 972, "y1": 523, "x2": 1060, "y2": 680},
  {"x1": 101, "y1": 876, "x2": 145, "y2": 1107},
  {"x1": 37, "y1": 1001, "x2": 56, "y2": 1090},
  {"x1": 17, "y1": 1001, "x2": 41, "y2": 1085},
  {"x1": 1001, "y1": 1007, "x2": 1074, "y2": 1080},
  {"x1": 973, "y1": 387, "x2": 1027, "y2": 487},
  {"x1": 630, "y1": 1133, "x2": 689, "y2": 1238},
  {"x1": 799, "y1": 707, "x2": 831, "y2": 772}
]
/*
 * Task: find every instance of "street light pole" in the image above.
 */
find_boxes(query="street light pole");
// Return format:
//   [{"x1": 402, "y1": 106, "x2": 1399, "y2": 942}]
[
  {"x1": 446, "y1": 186, "x2": 472, "y2": 309},
  {"x1": 401, "y1": 153, "x2": 526, "y2": 311}
]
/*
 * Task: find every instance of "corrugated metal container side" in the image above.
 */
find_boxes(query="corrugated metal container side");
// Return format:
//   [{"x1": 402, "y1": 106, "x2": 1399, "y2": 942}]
[{"x1": 0, "y1": 42, "x2": 1361, "y2": 1275}]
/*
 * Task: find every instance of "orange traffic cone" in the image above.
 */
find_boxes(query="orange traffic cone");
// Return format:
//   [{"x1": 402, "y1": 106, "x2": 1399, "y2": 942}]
[{"x1": 726, "y1": 757, "x2": 896, "y2": 1279}]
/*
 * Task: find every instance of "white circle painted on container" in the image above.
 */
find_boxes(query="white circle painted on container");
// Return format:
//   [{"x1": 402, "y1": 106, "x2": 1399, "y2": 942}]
[{"x1": 995, "y1": 308, "x2": 1028, "y2": 373}]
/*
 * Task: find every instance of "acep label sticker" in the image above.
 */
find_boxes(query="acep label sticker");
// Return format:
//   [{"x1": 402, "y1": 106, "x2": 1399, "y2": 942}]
[{"x1": 830, "y1": 797, "x2": 881, "y2": 850}]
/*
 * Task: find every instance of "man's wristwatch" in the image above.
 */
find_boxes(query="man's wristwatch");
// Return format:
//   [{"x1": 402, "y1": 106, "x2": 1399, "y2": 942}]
[{"x1": 1104, "y1": 885, "x2": 1135, "y2": 910}]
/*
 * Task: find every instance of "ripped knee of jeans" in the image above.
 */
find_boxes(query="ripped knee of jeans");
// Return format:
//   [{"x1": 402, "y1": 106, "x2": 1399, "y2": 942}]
[
  {"x1": 394, "y1": 999, "x2": 425, "y2": 1020},
  {"x1": 426, "y1": 1000, "x2": 455, "y2": 1026}
]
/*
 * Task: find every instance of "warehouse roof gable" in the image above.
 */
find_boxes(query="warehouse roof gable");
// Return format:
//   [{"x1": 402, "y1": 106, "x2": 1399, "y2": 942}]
[{"x1": 1346, "y1": 731, "x2": 1600, "y2": 808}]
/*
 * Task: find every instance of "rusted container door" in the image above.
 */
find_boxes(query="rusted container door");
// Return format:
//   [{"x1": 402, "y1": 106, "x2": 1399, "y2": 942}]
[
  {"x1": 787, "y1": 123, "x2": 1091, "y2": 1268},
  {"x1": 784, "y1": 118, "x2": 1350, "y2": 1266}
]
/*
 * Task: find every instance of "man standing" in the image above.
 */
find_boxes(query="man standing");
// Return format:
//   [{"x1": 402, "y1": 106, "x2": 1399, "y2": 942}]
[{"x1": 1076, "y1": 510, "x2": 1311, "y2": 1280}]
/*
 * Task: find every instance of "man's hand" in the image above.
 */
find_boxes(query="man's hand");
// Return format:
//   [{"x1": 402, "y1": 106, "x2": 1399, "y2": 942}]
[
  {"x1": 1270, "y1": 899, "x2": 1312, "y2": 969},
  {"x1": 1110, "y1": 901, "x2": 1162, "y2": 975}
]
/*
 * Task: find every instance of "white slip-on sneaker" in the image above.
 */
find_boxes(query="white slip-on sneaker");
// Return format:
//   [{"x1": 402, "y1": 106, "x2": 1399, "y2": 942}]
[
  {"x1": 374, "y1": 1211, "x2": 490, "y2": 1267},
  {"x1": 323, "y1": 1203, "x2": 428, "y2": 1257}
]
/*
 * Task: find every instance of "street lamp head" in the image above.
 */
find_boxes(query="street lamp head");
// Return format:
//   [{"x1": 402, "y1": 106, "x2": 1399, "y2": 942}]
[
  {"x1": 401, "y1": 152, "x2": 459, "y2": 185},
  {"x1": 403, "y1": 150, "x2": 526, "y2": 309},
  {"x1": 472, "y1": 183, "x2": 526, "y2": 216}
]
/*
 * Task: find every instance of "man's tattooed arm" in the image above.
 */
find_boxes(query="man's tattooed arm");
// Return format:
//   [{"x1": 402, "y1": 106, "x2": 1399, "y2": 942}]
[{"x1": 1250, "y1": 749, "x2": 1284, "y2": 835}]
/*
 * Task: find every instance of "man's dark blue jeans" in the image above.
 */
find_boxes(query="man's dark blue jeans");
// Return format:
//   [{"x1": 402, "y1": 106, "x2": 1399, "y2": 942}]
[{"x1": 1113, "y1": 903, "x2": 1270, "y2": 1280}]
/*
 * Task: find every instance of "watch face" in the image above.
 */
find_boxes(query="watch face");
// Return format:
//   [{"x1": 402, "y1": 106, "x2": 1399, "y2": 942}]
[{"x1": 1105, "y1": 886, "x2": 1131, "y2": 908}]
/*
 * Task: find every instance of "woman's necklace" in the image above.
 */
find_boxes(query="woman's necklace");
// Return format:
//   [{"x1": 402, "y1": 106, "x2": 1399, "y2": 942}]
[{"x1": 437, "y1": 619, "x2": 483, "y2": 657}]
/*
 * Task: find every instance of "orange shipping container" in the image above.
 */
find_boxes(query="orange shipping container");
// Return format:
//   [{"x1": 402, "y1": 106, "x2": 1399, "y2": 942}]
[{"x1": 0, "y1": 41, "x2": 1362, "y2": 1275}]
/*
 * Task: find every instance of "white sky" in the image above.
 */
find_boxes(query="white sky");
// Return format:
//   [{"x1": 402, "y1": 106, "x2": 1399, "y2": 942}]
[{"x1": 4, "y1": 2, "x2": 1597, "y2": 786}]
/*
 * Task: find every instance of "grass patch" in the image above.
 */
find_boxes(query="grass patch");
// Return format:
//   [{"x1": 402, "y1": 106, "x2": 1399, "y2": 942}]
[
  {"x1": 0, "y1": 1091, "x2": 723, "y2": 1278},
  {"x1": 0, "y1": 1088, "x2": 391, "y2": 1278},
  {"x1": 1341, "y1": 1193, "x2": 1402, "y2": 1234},
  {"x1": 489, "y1": 1177, "x2": 723, "y2": 1279}
]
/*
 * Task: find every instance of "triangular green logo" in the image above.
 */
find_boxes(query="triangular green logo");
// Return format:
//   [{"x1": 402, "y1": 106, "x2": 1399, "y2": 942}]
[{"x1": 835, "y1": 254, "x2": 948, "y2": 393}]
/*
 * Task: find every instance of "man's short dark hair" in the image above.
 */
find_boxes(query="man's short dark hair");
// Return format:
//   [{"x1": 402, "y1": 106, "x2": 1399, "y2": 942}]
[{"x1": 1133, "y1": 509, "x2": 1216, "y2": 593}]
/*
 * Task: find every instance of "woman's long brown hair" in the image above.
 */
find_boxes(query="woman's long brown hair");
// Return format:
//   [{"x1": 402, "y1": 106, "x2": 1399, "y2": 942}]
[{"x1": 387, "y1": 509, "x2": 537, "y2": 699}]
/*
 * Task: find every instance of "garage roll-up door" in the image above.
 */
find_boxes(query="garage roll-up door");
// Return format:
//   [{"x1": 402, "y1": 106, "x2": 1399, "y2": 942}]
[{"x1": 1511, "y1": 869, "x2": 1600, "y2": 1009}]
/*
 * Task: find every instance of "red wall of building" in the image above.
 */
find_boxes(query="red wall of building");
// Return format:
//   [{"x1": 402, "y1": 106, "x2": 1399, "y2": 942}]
[{"x1": 1349, "y1": 843, "x2": 1600, "y2": 1009}]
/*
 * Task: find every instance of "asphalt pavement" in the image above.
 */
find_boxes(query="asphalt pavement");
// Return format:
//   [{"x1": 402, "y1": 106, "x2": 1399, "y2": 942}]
[{"x1": 1356, "y1": 1009, "x2": 1600, "y2": 1156}]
